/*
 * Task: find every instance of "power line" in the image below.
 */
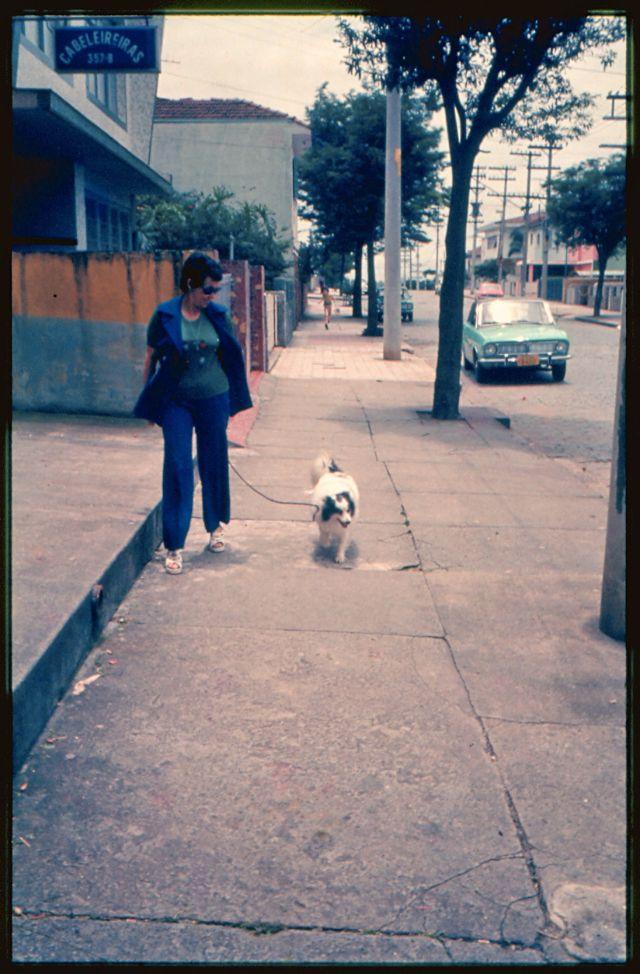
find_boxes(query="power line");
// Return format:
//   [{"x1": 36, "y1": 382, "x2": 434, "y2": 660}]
[{"x1": 161, "y1": 70, "x2": 310, "y2": 110}]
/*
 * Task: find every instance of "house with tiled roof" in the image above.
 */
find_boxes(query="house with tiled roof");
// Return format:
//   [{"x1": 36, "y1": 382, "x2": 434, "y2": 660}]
[{"x1": 150, "y1": 97, "x2": 311, "y2": 263}]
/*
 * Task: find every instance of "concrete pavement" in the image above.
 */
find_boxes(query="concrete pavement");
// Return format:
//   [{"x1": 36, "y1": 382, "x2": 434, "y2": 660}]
[{"x1": 11, "y1": 300, "x2": 626, "y2": 964}]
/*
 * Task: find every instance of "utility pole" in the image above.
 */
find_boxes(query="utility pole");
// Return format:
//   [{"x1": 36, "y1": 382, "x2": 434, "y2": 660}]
[
  {"x1": 469, "y1": 165, "x2": 486, "y2": 294},
  {"x1": 487, "y1": 165, "x2": 515, "y2": 285},
  {"x1": 599, "y1": 92, "x2": 628, "y2": 150},
  {"x1": 529, "y1": 141, "x2": 561, "y2": 299},
  {"x1": 511, "y1": 149, "x2": 541, "y2": 295},
  {"x1": 383, "y1": 86, "x2": 402, "y2": 360}
]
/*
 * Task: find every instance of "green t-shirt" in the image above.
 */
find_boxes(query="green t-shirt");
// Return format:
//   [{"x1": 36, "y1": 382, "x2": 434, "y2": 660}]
[{"x1": 147, "y1": 309, "x2": 230, "y2": 400}]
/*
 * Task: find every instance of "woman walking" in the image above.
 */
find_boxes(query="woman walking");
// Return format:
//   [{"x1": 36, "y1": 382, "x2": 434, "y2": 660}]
[{"x1": 135, "y1": 252, "x2": 252, "y2": 574}]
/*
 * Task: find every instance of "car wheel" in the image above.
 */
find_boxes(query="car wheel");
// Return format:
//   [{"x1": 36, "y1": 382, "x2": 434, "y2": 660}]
[
  {"x1": 552, "y1": 362, "x2": 566, "y2": 382},
  {"x1": 462, "y1": 346, "x2": 473, "y2": 371},
  {"x1": 474, "y1": 354, "x2": 488, "y2": 383}
]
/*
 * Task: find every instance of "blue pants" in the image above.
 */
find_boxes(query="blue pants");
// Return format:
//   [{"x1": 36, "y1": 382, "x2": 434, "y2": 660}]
[{"x1": 160, "y1": 392, "x2": 230, "y2": 551}]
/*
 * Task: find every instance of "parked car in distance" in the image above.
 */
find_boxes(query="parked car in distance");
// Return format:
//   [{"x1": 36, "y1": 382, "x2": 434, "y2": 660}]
[
  {"x1": 375, "y1": 289, "x2": 414, "y2": 322},
  {"x1": 475, "y1": 281, "x2": 504, "y2": 299},
  {"x1": 462, "y1": 298, "x2": 570, "y2": 382}
]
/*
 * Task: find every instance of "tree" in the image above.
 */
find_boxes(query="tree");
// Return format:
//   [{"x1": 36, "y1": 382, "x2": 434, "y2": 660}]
[
  {"x1": 473, "y1": 258, "x2": 500, "y2": 281},
  {"x1": 547, "y1": 154, "x2": 626, "y2": 317},
  {"x1": 339, "y1": 16, "x2": 625, "y2": 417},
  {"x1": 136, "y1": 187, "x2": 290, "y2": 286},
  {"x1": 298, "y1": 84, "x2": 444, "y2": 331},
  {"x1": 298, "y1": 233, "x2": 354, "y2": 291}
]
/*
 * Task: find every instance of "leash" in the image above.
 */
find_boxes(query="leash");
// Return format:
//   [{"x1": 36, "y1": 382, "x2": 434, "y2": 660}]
[{"x1": 228, "y1": 460, "x2": 318, "y2": 510}]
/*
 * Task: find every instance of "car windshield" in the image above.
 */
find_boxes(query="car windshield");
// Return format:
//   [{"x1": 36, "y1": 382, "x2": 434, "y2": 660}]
[{"x1": 478, "y1": 300, "x2": 554, "y2": 327}]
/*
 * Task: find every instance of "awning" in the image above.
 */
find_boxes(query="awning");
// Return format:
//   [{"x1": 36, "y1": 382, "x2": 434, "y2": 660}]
[{"x1": 13, "y1": 88, "x2": 172, "y2": 196}]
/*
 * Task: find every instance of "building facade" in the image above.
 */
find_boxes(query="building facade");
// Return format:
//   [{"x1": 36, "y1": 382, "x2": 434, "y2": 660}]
[
  {"x1": 13, "y1": 14, "x2": 171, "y2": 251},
  {"x1": 150, "y1": 97, "x2": 311, "y2": 262}
]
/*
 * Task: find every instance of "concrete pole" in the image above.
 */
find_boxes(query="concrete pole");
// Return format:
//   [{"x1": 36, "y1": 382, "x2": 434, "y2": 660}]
[
  {"x1": 600, "y1": 284, "x2": 626, "y2": 640},
  {"x1": 383, "y1": 86, "x2": 402, "y2": 361},
  {"x1": 540, "y1": 144, "x2": 553, "y2": 299}
]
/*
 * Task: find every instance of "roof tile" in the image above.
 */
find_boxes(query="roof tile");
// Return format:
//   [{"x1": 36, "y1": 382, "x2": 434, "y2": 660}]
[{"x1": 154, "y1": 96, "x2": 308, "y2": 128}]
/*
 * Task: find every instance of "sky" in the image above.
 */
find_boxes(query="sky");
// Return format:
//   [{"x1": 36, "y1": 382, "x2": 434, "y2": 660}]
[{"x1": 156, "y1": 13, "x2": 628, "y2": 275}]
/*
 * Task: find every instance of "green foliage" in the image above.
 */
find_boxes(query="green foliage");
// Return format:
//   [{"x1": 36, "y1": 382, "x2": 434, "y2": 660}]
[
  {"x1": 135, "y1": 187, "x2": 290, "y2": 286},
  {"x1": 547, "y1": 154, "x2": 626, "y2": 262},
  {"x1": 338, "y1": 15, "x2": 625, "y2": 416},
  {"x1": 338, "y1": 17, "x2": 624, "y2": 152},
  {"x1": 297, "y1": 232, "x2": 353, "y2": 289},
  {"x1": 298, "y1": 83, "x2": 445, "y2": 254},
  {"x1": 474, "y1": 259, "x2": 499, "y2": 280}
]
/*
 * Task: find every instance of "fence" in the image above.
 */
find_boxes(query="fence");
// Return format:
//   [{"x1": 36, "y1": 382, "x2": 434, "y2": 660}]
[{"x1": 12, "y1": 251, "x2": 296, "y2": 415}]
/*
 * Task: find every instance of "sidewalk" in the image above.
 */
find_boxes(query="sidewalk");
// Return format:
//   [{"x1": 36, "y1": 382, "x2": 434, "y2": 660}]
[{"x1": 11, "y1": 307, "x2": 626, "y2": 964}]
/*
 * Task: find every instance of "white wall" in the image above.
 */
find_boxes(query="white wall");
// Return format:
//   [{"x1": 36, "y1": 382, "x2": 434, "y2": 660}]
[
  {"x1": 14, "y1": 15, "x2": 163, "y2": 163},
  {"x1": 151, "y1": 118, "x2": 307, "y2": 254}
]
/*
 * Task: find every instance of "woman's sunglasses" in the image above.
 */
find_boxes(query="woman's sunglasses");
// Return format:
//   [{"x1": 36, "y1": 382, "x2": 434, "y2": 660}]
[{"x1": 202, "y1": 284, "x2": 223, "y2": 295}]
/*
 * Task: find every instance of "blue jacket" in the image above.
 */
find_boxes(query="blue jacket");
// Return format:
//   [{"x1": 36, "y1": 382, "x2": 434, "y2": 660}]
[{"x1": 134, "y1": 296, "x2": 253, "y2": 425}]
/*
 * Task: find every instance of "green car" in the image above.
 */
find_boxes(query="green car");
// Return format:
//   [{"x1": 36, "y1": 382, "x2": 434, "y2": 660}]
[
  {"x1": 462, "y1": 298, "x2": 571, "y2": 383},
  {"x1": 375, "y1": 289, "x2": 414, "y2": 322}
]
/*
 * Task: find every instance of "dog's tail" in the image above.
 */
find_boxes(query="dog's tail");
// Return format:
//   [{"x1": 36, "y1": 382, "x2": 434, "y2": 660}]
[{"x1": 310, "y1": 451, "x2": 341, "y2": 486}]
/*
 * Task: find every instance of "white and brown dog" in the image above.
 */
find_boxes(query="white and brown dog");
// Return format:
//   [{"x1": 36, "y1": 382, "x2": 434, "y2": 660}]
[{"x1": 310, "y1": 453, "x2": 359, "y2": 564}]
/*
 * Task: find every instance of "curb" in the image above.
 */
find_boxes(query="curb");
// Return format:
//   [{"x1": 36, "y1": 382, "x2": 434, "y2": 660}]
[
  {"x1": 13, "y1": 502, "x2": 163, "y2": 773},
  {"x1": 227, "y1": 370, "x2": 264, "y2": 448},
  {"x1": 574, "y1": 315, "x2": 621, "y2": 328},
  {"x1": 13, "y1": 374, "x2": 267, "y2": 772}
]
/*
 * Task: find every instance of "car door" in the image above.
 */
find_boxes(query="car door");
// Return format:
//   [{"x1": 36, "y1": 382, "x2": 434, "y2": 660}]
[{"x1": 463, "y1": 302, "x2": 480, "y2": 360}]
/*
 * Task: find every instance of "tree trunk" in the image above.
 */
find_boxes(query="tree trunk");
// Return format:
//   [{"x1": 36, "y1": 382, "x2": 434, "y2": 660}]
[
  {"x1": 593, "y1": 251, "x2": 607, "y2": 317},
  {"x1": 352, "y1": 242, "x2": 363, "y2": 318},
  {"x1": 362, "y1": 239, "x2": 380, "y2": 335},
  {"x1": 432, "y1": 152, "x2": 475, "y2": 419},
  {"x1": 339, "y1": 252, "x2": 345, "y2": 294}
]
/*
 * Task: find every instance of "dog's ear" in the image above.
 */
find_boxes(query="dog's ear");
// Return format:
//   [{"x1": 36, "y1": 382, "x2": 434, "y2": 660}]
[
  {"x1": 321, "y1": 496, "x2": 338, "y2": 522},
  {"x1": 335, "y1": 491, "x2": 356, "y2": 517}
]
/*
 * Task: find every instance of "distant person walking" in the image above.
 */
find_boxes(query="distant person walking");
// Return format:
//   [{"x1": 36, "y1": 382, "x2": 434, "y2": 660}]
[
  {"x1": 134, "y1": 252, "x2": 252, "y2": 574},
  {"x1": 321, "y1": 286, "x2": 333, "y2": 329}
]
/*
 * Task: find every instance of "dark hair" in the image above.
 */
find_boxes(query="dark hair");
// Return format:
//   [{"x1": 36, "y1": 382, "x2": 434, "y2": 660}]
[{"x1": 179, "y1": 252, "x2": 223, "y2": 292}]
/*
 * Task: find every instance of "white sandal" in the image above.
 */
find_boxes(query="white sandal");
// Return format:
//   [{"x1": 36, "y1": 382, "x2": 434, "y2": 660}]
[
  {"x1": 165, "y1": 550, "x2": 183, "y2": 574},
  {"x1": 208, "y1": 527, "x2": 225, "y2": 552}
]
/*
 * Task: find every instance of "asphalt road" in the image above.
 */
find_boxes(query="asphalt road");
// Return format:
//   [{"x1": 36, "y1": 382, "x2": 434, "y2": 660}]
[{"x1": 403, "y1": 290, "x2": 620, "y2": 468}]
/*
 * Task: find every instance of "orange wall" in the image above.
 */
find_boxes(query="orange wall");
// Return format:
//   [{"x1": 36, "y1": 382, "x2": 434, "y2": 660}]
[{"x1": 12, "y1": 251, "x2": 183, "y2": 324}]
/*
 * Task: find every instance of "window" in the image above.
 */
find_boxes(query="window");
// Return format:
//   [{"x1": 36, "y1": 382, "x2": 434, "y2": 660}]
[
  {"x1": 86, "y1": 71, "x2": 125, "y2": 122},
  {"x1": 85, "y1": 17, "x2": 126, "y2": 123},
  {"x1": 20, "y1": 16, "x2": 59, "y2": 60},
  {"x1": 85, "y1": 194, "x2": 131, "y2": 251}
]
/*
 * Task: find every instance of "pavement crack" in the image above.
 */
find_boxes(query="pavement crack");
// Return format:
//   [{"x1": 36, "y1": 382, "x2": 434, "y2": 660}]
[
  {"x1": 12, "y1": 907, "x2": 525, "y2": 948},
  {"x1": 481, "y1": 715, "x2": 614, "y2": 727},
  {"x1": 370, "y1": 852, "x2": 526, "y2": 935}
]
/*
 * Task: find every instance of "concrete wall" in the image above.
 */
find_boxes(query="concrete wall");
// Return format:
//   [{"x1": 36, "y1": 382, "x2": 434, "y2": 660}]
[
  {"x1": 12, "y1": 250, "x2": 270, "y2": 416},
  {"x1": 250, "y1": 265, "x2": 266, "y2": 373}
]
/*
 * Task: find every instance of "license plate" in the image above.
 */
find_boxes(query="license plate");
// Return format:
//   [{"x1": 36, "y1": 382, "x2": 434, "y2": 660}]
[{"x1": 516, "y1": 353, "x2": 539, "y2": 366}]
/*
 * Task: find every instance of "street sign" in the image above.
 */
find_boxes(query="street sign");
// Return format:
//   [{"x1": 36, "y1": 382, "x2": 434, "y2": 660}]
[{"x1": 55, "y1": 26, "x2": 158, "y2": 72}]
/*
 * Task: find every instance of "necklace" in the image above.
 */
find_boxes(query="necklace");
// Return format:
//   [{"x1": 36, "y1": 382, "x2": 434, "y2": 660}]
[{"x1": 182, "y1": 305, "x2": 208, "y2": 366}]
